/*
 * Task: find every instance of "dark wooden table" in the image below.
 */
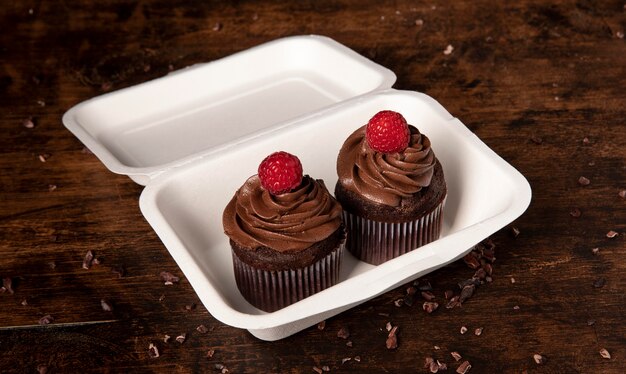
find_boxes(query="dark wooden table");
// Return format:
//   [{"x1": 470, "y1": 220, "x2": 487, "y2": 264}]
[{"x1": 1, "y1": 1, "x2": 625, "y2": 373}]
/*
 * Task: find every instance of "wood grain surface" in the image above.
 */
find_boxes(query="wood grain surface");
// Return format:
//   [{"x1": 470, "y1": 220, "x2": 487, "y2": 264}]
[{"x1": 1, "y1": 1, "x2": 625, "y2": 373}]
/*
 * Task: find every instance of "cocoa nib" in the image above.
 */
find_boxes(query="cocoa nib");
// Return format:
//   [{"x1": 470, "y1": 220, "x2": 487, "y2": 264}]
[
  {"x1": 317, "y1": 320, "x2": 326, "y2": 330},
  {"x1": 593, "y1": 277, "x2": 606, "y2": 288},
  {"x1": 160, "y1": 271, "x2": 180, "y2": 285},
  {"x1": 100, "y1": 299, "x2": 113, "y2": 312},
  {"x1": 38, "y1": 315, "x2": 54, "y2": 325},
  {"x1": 337, "y1": 326, "x2": 350, "y2": 339},
  {"x1": 82, "y1": 250, "x2": 94, "y2": 269},
  {"x1": 421, "y1": 291, "x2": 436, "y2": 301},
  {"x1": 196, "y1": 324, "x2": 208, "y2": 334},
  {"x1": 447, "y1": 296, "x2": 461, "y2": 309},
  {"x1": 533, "y1": 354, "x2": 546, "y2": 364},
  {"x1": 459, "y1": 285, "x2": 475, "y2": 303},
  {"x1": 456, "y1": 360, "x2": 471, "y2": 373},
  {"x1": 2, "y1": 277, "x2": 14, "y2": 294},
  {"x1": 599, "y1": 348, "x2": 611, "y2": 359},
  {"x1": 463, "y1": 253, "x2": 481, "y2": 269},
  {"x1": 148, "y1": 343, "x2": 159, "y2": 358},
  {"x1": 578, "y1": 176, "x2": 590, "y2": 186},
  {"x1": 423, "y1": 301, "x2": 439, "y2": 314},
  {"x1": 386, "y1": 326, "x2": 398, "y2": 349},
  {"x1": 569, "y1": 208, "x2": 581, "y2": 218}
]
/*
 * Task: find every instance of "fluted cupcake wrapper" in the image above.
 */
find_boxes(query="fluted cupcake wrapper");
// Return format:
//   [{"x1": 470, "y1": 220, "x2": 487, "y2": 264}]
[
  {"x1": 343, "y1": 197, "x2": 445, "y2": 265},
  {"x1": 232, "y1": 240, "x2": 345, "y2": 313}
]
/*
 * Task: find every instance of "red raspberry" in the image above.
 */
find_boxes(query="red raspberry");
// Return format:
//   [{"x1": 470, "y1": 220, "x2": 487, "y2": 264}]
[
  {"x1": 365, "y1": 110, "x2": 411, "y2": 153},
  {"x1": 258, "y1": 151, "x2": 303, "y2": 195}
]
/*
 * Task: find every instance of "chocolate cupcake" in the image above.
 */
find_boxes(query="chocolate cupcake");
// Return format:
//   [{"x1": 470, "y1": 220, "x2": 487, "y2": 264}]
[
  {"x1": 335, "y1": 110, "x2": 446, "y2": 265},
  {"x1": 223, "y1": 151, "x2": 346, "y2": 312}
]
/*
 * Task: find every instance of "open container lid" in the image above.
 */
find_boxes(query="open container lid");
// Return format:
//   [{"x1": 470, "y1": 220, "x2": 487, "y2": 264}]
[{"x1": 62, "y1": 35, "x2": 396, "y2": 185}]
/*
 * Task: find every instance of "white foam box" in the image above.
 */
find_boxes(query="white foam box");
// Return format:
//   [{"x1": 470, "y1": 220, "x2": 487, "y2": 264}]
[{"x1": 63, "y1": 35, "x2": 531, "y2": 341}]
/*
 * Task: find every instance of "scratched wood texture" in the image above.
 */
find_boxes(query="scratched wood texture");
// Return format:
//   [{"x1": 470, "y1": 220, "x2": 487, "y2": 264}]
[{"x1": 0, "y1": 1, "x2": 625, "y2": 373}]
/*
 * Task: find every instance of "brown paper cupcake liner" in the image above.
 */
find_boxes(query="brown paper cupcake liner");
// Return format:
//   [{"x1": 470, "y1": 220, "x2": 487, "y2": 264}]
[
  {"x1": 232, "y1": 240, "x2": 345, "y2": 313},
  {"x1": 343, "y1": 197, "x2": 445, "y2": 265}
]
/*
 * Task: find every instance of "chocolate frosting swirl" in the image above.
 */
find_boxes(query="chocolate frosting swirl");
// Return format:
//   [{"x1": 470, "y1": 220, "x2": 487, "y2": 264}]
[
  {"x1": 337, "y1": 125, "x2": 436, "y2": 207},
  {"x1": 223, "y1": 175, "x2": 342, "y2": 252}
]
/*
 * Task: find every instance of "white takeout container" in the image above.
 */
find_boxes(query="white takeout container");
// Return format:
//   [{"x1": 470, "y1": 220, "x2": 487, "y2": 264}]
[{"x1": 63, "y1": 35, "x2": 531, "y2": 341}]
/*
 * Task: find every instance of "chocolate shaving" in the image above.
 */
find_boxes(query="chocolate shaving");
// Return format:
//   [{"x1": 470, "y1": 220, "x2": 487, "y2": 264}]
[
  {"x1": 385, "y1": 322, "x2": 392, "y2": 331},
  {"x1": 437, "y1": 361, "x2": 448, "y2": 371},
  {"x1": 460, "y1": 326, "x2": 468, "y2": 334},
  {"x1": 513, "y1": 305, "x2": 520, "y2": 310},
  {"x1": 317, "y1": 320, "x2": 326, "y2": 330},
  {"x1": 38, "y1": 153, "x2": 51, "y2": 162},
  {"x1": 148, "y1": 343, "x2": 159, "y2": 358},
  {"x1": 321, "y1": 366, "x2": 330, "y2": 372},
  {"x1": 423, "y1": 301, "x2": 439, "y2": 314},
  {"x1": 394, "y1": 298, "x2": 404, "y2": 307},
  {"x1": 313, "y1": 367, "x2": 322, "y2": 374},
  {"x1": 353, "y1": 356, "x2": 361, "y2": 362},
  {"x1": 100, "y1": 299, "x2": 113, "y2": 311},
  {"x1": 82, "y1": 250, "x2": 94, "y2": 269},
  {"x1": 196, "y1": 324, "x2": 208, "y2": 334},
  {"x1": 38, "y1": 315, "x2": 54, "y2": 325},
  {"x1": 160, "y1": 271, "x2": 180, "y2": 285},
  {"x1": 456, "y1": 360, "x2": 471, "y2": 373},
  {"x1": 533, "y1": 354, "x2": 546, "y2": 364},
  {"x1": 47, "y1": 184, "x2": 57, "y2": 192},
  {"x1": 591, "y1": 247, "x2": 600, "y2": 255},
  {"x1": 451, "y1": 351, "x2": 462, "y2": 361},
  {"x1": 21, "y1": 298, "x2": 28, "y2": 306},
  {"x1": 386, "y1": 326, "x2": 398, "y2": 349},
  {"x1": 599, "y1": 348, "x2": 611, "y2": 359},
  {"x1": 606, "y1": 230, "x2": 618, "y2": 238},
  {"x1": 337, "y1": 326, "x2": 350, "y2": 339},
  {"x1": 578, "y1": 176, "x2": 590, "y2": 186},
  {"x1": 175, "y1": 334, "x2": 186, "y2": 344},
  {"x1": 163, "y1": 335, "x2": 171, "y2": 343},
  {"x1": 341, "y1": 357, "x2": 351, "y2": 364}
]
